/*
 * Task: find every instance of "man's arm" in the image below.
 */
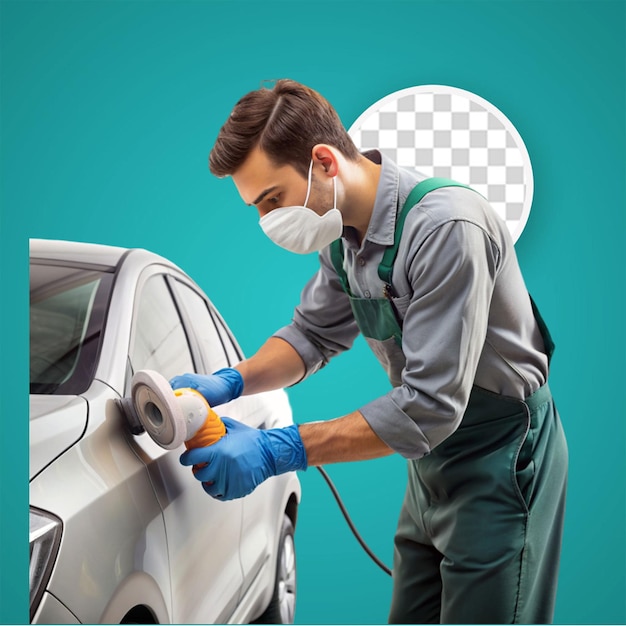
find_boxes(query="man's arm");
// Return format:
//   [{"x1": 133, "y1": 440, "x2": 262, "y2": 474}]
[
  {"x1": 236, "y1": 336, "x2": 394, "y2": 465},
  {"x1": 298, "y1": 412, "x2": 394, "y2": 466},
  {"x1": 235, "y1": 337, "x2": 306, "y2": 395}
]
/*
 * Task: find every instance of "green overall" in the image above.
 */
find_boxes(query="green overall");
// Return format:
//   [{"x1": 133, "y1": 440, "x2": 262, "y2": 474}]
[{"x1": 330, "y1": 179, "x2": 568, "y2": 624}]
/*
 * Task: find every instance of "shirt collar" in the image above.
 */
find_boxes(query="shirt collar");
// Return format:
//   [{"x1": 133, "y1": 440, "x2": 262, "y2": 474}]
[
  {"x1": 368, "y1": 150, "x2": 402, "y2": 246},
  {"x1": 343, "y1": 150, "x2": 406, "y2": 249}
]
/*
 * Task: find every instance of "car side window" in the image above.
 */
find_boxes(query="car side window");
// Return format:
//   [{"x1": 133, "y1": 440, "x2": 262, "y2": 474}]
[
  {"x1": 175, "y1": 281, "x2": 231, "y2": 372},
  {"x1": 211, "y1": 308, "x2": 243, "y2": 366},
  {"x1": 130, "y1": 274, "x2": 195, "y2": 379}
]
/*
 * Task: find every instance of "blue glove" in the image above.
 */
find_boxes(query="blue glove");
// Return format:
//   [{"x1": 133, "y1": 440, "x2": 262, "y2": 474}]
[
  {"x1": 170, "y1": 368, "x2": 244, "y2": 407},
  {"x1": 180, "y1": 418, "x2": 307, "y2": 500}
]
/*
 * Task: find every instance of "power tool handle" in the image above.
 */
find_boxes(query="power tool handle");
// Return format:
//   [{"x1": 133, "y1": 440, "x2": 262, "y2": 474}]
[{"x1": 184, "y1": 408, "x2": 226, "y2": 450}]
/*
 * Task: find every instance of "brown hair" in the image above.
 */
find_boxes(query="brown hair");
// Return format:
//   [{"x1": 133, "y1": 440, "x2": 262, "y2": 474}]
[{"x1": 209, "y1": 79, "x2": 360, "y2": 178}]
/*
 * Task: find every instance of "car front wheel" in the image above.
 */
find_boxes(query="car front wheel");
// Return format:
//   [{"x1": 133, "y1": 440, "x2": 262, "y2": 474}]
[{"x1": 254, "y1": 514, "x2": 296, "y2": 624}]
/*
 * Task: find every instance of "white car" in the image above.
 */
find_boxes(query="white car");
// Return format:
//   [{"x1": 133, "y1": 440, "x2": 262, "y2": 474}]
[{"x1": 29, "y1": 239, "x2": 301, "y2": 624}]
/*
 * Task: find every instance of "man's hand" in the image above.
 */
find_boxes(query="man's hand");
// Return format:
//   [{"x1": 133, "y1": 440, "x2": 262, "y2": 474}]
[
  {"x1": 170, "y1": 368, "x2": 244, "y2": 407},
  {"x1": 180, "y1": 418, "x2": 307, "y2": 500}
]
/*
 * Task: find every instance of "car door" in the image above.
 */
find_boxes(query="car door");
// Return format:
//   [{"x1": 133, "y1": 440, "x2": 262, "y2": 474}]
[
  {"x1": 170, "y1": 278, "x2": 285, "y2": 604},
  {"x1": 127, "y1": 268, "x2": 244, "y2": 624}
]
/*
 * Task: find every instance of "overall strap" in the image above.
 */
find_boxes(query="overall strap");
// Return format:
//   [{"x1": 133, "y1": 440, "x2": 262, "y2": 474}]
[
  {"x1": 330, "y1": 177, "x2": 470, "y2": 291},
  {"x1": 378, "y1": 177, "x2": 469, "y2": 284}
]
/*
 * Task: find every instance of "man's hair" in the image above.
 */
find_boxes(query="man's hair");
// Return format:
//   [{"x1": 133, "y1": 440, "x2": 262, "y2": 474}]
[{"x1": 209, "y1": 79, "x2": 360, "y2": 178}]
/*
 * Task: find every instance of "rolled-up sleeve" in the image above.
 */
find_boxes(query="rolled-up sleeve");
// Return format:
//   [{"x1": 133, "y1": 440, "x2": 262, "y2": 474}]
[
  {"x1": 273, "y1": 248, "x2": 360, "y2": 379},
  {"x1": 359, "y1": 219, "x2": 501, "y2": 459}
]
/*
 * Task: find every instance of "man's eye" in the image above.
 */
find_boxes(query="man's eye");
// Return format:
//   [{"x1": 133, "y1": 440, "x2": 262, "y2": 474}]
[{"x1": 268, "y1": 196, "x2": 280, "y2": 205}]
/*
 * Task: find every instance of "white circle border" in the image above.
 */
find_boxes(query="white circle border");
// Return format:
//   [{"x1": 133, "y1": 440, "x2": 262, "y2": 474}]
[{"x1": 348, "y1": 85, "x2": 534, "y2": 243}]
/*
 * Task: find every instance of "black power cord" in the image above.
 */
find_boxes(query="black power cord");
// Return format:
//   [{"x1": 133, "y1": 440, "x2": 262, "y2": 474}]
[{"x1": 316, "y1": 466, "x2": 392, "y2": 577}]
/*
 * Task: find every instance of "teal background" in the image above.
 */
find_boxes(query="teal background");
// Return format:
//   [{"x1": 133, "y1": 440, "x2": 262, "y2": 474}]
[{"x1": 1, "y1": 0, "x2": 625, "y2": 623}]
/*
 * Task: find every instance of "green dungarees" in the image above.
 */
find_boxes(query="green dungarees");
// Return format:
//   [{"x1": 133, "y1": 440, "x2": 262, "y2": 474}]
[{"x1": 331, "y1": 179, "x2": 568, "y2": 624}]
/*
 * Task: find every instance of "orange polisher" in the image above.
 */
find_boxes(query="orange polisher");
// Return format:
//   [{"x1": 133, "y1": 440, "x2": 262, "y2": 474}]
[{"x1": 131, "y1": 370, "x2": 225, "y2": 450}]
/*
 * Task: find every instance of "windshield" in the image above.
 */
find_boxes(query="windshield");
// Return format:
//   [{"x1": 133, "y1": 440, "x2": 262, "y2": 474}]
[{"x1": 30, "y1": 262, "x2": 115, "y2": 395}]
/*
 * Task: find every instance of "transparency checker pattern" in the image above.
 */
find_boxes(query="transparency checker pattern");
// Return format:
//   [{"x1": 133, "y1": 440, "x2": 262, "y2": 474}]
[{"x1": 349, "y1": 88, "x2": 533, "y2": 242}]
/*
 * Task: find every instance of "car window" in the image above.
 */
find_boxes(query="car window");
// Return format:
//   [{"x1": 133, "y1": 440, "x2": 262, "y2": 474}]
[
  {"x1": 30, "y1": 262, "x2": 114, "y2": 395},
  {"x1": 175, "y1": 281, "x2": 230, "y2": 372},
  {"x1": 211, "y1": 307, "x2": 243, "y2": 365},
  {"x1": 130, "y1": 274, "x2": 194, "y2": 379}
]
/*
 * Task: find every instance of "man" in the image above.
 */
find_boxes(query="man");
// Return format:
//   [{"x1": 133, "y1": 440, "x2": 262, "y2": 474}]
[{"x1": 171, "y1": 79, "x2": 568, "y2": 624}]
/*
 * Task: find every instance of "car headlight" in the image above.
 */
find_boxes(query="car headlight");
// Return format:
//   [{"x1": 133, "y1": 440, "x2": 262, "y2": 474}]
[{"x1": 29, "y1": 507, "x2": 62, "y2": 620}]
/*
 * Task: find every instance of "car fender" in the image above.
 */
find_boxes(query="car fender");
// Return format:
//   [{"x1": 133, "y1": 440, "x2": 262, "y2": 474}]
[
  {"x1": 99, "y1": 571, "x2": 170, "y2": 624},
  {"x1": 30, "y1": 384, "x2": 173, "y2": 624}
]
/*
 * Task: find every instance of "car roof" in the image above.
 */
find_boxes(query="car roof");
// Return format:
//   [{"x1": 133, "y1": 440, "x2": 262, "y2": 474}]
[
  {"x1": 30, "y1": 238, "x2": 129, "y2": 268},
  {"x1": 29, "y1": 238, "x2": 179, "y2": 273}
]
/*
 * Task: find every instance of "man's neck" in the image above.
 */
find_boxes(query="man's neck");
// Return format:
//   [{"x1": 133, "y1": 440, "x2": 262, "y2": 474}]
[{"x1": 342, "y1": 155, "x2": 381, "y2": 244}]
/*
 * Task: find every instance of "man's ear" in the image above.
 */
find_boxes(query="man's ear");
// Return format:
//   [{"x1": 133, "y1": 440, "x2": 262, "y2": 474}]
[{"x1": 311, "y1": 144, "x2": 339, "y2": 177}]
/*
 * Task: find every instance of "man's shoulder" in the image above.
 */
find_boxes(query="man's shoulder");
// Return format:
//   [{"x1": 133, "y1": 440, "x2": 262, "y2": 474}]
[{"x1": 400, "y1": 176, "x2": 508, "y2": 250}]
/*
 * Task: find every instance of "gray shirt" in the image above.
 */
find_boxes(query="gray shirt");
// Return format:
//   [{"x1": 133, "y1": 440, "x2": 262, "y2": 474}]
[{"x1": 274, "y1": 151, "x2": 549, "y2": 459}]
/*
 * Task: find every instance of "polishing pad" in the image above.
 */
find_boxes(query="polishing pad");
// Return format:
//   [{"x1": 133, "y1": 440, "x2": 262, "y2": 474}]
[{"x1": 131, "y1": 369, "x2": 187, "y2": 450}]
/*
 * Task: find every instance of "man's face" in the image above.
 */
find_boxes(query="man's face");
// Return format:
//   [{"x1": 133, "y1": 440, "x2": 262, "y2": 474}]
[{"x1": 232, "y1": 146, "x2": 332, "y2": 218}]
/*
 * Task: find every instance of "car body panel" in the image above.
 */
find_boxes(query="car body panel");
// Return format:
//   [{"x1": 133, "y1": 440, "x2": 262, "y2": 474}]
[
  {"x1": 30, "y1": 382, "x2": 173, "y2": 623},
  {"x1": 130, "y1": 422, "x2": 245, "y2": 623},
  {"x1": 32, "y1": 592, "x2": 80, "y2": 624},
  {"x1": 29, "y1": 395, "x2": 87, "y2": 478}
]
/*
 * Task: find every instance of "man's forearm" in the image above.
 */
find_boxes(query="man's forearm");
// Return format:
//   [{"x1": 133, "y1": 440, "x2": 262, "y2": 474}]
[
  {"x1": 236, "y1": 337, "x2": 394, "y2": 466},
  {"x1": 235, "y1": 336, "x2": 306, "y2": 396},
  {"x1": 299, "y1": 411, "x2": 394, "y2": 466}
]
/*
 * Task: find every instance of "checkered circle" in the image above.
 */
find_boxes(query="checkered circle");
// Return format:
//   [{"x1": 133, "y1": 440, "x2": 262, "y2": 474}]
[{"x1": 348, "y1": 85, "x2": 534, "y2": 242}]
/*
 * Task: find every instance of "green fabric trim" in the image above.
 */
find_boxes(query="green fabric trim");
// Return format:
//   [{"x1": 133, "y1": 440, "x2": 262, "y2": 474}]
[{"x1": 378, "y1": 178, "x2": 469, "y2": 285}]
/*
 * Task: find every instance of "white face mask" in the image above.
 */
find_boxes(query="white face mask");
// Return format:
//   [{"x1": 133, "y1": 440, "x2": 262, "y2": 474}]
[{"x1": 259, "y1": 160, "x2": 343, "y2": 254}]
